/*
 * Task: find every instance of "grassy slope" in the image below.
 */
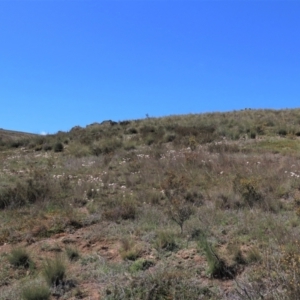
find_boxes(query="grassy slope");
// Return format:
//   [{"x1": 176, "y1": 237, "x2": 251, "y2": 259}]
[
  {"x1": 0, "y1": 128, "x2": 37, "y2": 141},
  {"x1": 1, "y1": 109, "x2": 300, "y2": 299}
]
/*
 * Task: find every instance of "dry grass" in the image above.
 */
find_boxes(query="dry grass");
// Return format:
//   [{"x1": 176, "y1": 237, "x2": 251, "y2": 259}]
[{"x1": 1, "y1": 109, "x2": 300, "y2": 299}]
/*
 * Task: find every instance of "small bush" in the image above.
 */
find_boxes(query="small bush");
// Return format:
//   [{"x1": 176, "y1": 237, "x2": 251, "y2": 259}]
[
  {"x1": 129, "y1": 258, "x2": 154, "y2": 273},
  {"x1": 207, "y1": 143, "x2": 240, "y2": 153},
  {"x1": 215, "y1": 193, "x2": 242, "y2": 210},
  {"x1": 103, "y1": 197, "x2": 137, "y2": 221},
  {"x1": 198, "y1": 235, "x2": 236, "y2": 279},
  {"x1": 43, "y1": 144, "x2": 52, "y2": 151},
  {"x1": 22, "y1": 284, "x2": 50, "y2": 300},
  {"x1": 8, "y1": 247, "x2": 33, "y2": 269},
  {"x1": 67, "y1": 143, "x2": 91, "y2": 157},
  {"x1": 278, "y1": 128, "x2": 288, "y2": 136},
  {"x1": 9, "y1": 139, "x2": 29, "y2": 148},
  {"x1": 0, "y1": 178, "x2": 46, "y2": 209},
  {"x1": 65, "y1": 247, "x2": 80, "y2": 261},
  {"x1": 43, "y1": 256, "x2": 66, "y2": 287},
  {"x1": 167, "y1": 198, "x2": 194, "y2": 234},
  {"x1": 119, "y1": 238, "x2": 142, "y2": 261},
  {"x1": 188, "y1": 136, "x2": 197, "y2": 151},
  {"x1": 54, "y1": 142, "x2": 64, "y2": 152},
  {"x1": 35, "y1": 145, "x2": 43, "y2": 151},
  {"x1": 0, "y1": 186, "x2": 19, "y2": 209},
  {"x1": 233, "y1": 175, "x2": 262, "y2": 207},
  {"x1": 106, "y1": 268, "x2": 212, "y2": 299},
  {"x1": 126, "y1": 127, "x2": 138, "y2": 134},
  {"x1": 140, "y1": 125, "x2": 157, "y2": 135},
  {"x1": 246, "y1": 247, "x2": 261, "y2": 263},
  {"x1": 279, "y1": 240, "x2": 300, "y2": 298},
  {"x1": 91, "y1": 138, "x2": 122, "y2": 156},
  {"x1": 145, "y1": 136, "x2": 155, "y2": 145},
  {"x1": 164, "y1": 133, "x2": 176, "y2": 142},
  {"x1": 154, "y1": 231, "x2": 177, "y2": 251},
  {"x1": 123, "y1": 141, "x2": 136, "y2": 151}
]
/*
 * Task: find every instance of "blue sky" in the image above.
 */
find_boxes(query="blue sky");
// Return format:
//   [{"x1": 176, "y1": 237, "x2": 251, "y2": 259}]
[{"x1": 1, "y1": 1, "x2": 299, "y2": 134}]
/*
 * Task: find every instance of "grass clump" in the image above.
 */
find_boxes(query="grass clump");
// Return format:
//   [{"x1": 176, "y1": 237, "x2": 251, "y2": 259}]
[
  {"x1": 129, "y1": 258, "x2": 154, "y2": 273},
  {"x1": 0, "y1": 169, "x2": 53, "y2": 209},
  {"x1": 91, "y1": 138, "x2": 122, "y2": 155},
  {"x1": 53, "y1": 141, "x2": 64, "y2": 152},
  {"x1": 119, "y1": 238, "x2": 143, "y2": 261},
  {"x1": 279, "y1": 240, "x2": 300, "y2": 299},
  {"x1": 42, "y1": 256, "x2": 66, "y2": 287},
  {"x1": 103, "y1": 197, "x2": 137, "y2": 221},
  {"x1": 246, "y1": 247, "x2": 262, "y2": 263},
  {"x1": 233, "y1": 175, "x2": 262, "y2": 207},
  {"x1": 198, "y1": 235, "x2": 236, "y2": 279},
  {"x1": 65, "y1": 246, "x2": 80, "y2": 261},
  {"x1": 8, "y1": 247, "x2": 33, "y2": 269},
  {"x1": 154, "y1": 230, "x2": 177, "y2": 252},
  {"x1": 22, "y1": 284, "x2": 50, "y2": 300},
  {"x1": 106, "y1": 268, "x2": 213, "y2": 300}
]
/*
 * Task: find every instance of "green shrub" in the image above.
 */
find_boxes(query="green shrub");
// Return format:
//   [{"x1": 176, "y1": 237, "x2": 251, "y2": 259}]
[
  {"x1": 119, "y1": 238, "x2": 142, "y2": 261},
  {"x1": 106, "y1": 268, "x2": 213, "y2": 300},
  {"x1": 126, "y1": 127, "x2": 138, "y2": 134},
  {"x1": 8, "y1": 247, "x2": 33, "y2": 269},
  {"x1": 0, "y1": 168, "x2": 54, "y2": 209},
  {"x1": 123, "y1": 141, "x2": 136, "y2": 151},
  {"x1": 140, "y1": 125, "x2": 157, "y2": 135},
  {"x1": 86, "y1": 187, "x2": 98, "y2": 200},
  {"x1": 233, "y1": 175, "x2": 262, "y2": 207},
  {"x1": 65, "y1": 247, "x2": 80, "y2": 261},
  {"x1": 54, "y1": 142, "x2": 64, "y2": 152},
  {"x1": 43, "y1": 144, "x2": 52, "y2": 151},
  {"x1": 207, "y1": 143, "x2": 240, "y2": 153},
  {"x1": 167, "y1": 199, "x2": 194, "y2": 234},
  {"x1": 43, "y1": 256, "x2": 66, "y2": 287},
  {"x1": 22, "y1": 284, "x2": 50, "y2": 300},
  {"x1": 0, "y1": 173, "x2": 51, "y2": 209},
  {"x1": 198, "y1": 235, "x2": 235, "y2": 279},
  {"x1": 246, "y1": 247, "x2": 261, "y2": 263},
  {"x1": 129, "y1": 259, "x2": 154, "y2": 273},
  {"x1": 26, "y1": 178, "x2": 50, "y2": 204},
  {"x1": 145, "y1": 136, "x2": 155, "y2": 145},
  {"x1": 174, "y1": 125, "x2": 216, "y2": 143},
  {"x1": 164, "y1": 133, "x2": 176, "y2": 142},
  {"x1": 0, "y1": 185, "x2": 24, "y2": 209},
  {"x1": 9, "y1": 140, "x2": 22, "y2": 148},
  {"x1": 188, "y1": 136, "x2": 197, "y2": 151},
  {"x1": 279, "y1": 240, "x2": 300, "y2": 299},
  {"x1": 67, "y1": 143, "x2": 91, "y2": 157},
  {"x1": 35, "y1": 145, "x2": 43, "y2": 151},
  {"x1": 154, "y1": 231, "x2": 177, "y2": 251},
  {"x1": 91, "y1": 138, "x2": 122, "y2": 156},
  {"x1": 184, "y1": 190, "x2": 204, "y2": 206},
  {"x1": 278, "y1": 128, "x2": 288, "y2": 136},
  {"x1": 103, "y1": 197, "x2": 137, "y2": 221}
]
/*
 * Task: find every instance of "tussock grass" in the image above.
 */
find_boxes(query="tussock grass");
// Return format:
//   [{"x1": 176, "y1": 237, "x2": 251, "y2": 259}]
[
  {"x1": 42, "y1": 256, "x2": 66, "y2": 287},
  {"x1": 22, "y1": 284, "x2": 50, "y2": 300},
  {"x1": 8, "y1": 247, "x2": 33, "y2": 269}
]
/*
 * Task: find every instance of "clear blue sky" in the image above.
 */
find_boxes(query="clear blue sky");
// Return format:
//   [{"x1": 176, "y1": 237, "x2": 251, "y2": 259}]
[{"x1": 1, "y1": 1, "x2": 299, "y2": 134}]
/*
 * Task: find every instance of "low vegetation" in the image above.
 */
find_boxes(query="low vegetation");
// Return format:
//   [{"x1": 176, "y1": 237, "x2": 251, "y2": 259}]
[{"x1": 1, "y1": 108, "x2": 300, "y2": 299}]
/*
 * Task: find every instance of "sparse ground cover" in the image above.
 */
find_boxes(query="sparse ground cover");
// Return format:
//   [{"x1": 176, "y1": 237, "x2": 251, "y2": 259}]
[{"x1": 1, "y1": 109, "x2": 300, "y2": 299}]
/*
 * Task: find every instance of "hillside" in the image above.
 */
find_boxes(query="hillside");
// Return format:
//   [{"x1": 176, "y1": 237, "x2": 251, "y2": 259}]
[
  {"x1": 1, "y1": 109, "x2": 300, "y2": 299},
  {"x1": 0, "y1": 128, "x2": 38, "y2": 145}
]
